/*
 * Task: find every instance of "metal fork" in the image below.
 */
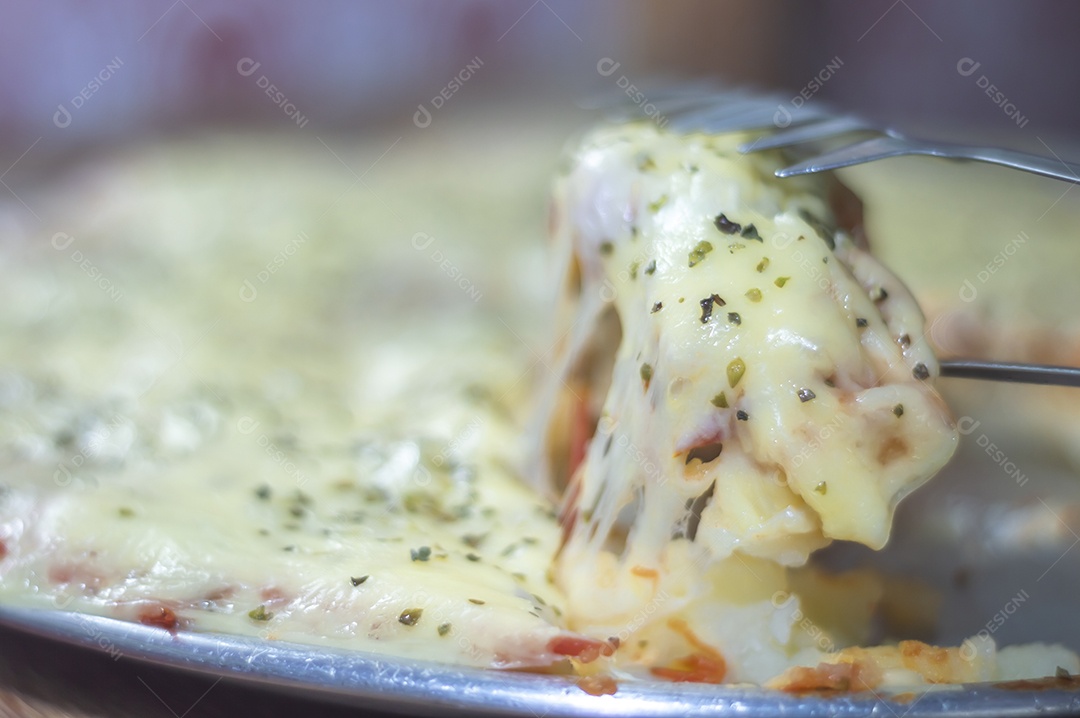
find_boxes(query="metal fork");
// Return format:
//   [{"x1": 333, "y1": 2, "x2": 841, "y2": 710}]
[
  {"x1": 591, "y1": 84, "x2": 1080, "y2": 183},
  {"x1": 941, "y1": 360, "x2": 1080, "y2": 388},
  {"x1": 586, "y1": 84, "x2": 1080, "y2": 388}
]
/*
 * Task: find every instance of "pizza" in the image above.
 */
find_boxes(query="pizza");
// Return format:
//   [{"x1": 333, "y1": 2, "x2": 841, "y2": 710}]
[{"x1": 0, "y1": 118, "x2": 1075, "y2": 692}]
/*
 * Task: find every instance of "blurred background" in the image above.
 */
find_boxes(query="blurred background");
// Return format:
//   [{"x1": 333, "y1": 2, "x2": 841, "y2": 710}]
[{"x1": 1, "y1": 0, "x2": 1079, "y2": 164}]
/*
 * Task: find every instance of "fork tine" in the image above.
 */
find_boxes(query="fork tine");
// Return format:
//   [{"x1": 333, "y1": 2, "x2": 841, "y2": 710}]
[
  {"x1": 775, "y1": 136, "x2": 911, "y2": 177},
  {"x1": 667, "y1": 97, "x2": 780, "y2": 133},
  {"x1": 739, "y1": 116, "x2": 878, "y2": 153},
  {"x1": 941, "y1": 359, "x2": 1080, "y2": 388},
  {"x1": 670, "y1": 101, "x2": 834, "y2": 135}
]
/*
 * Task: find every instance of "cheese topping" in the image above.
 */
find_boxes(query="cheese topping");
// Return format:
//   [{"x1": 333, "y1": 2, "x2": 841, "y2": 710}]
[
  {"x1": 537, "y1": 123, "x2": 959, "y2": 671},
  {"x1": 0, "y1": 135, "x2": 588, "y2": 669},
  {"x1": 0, "y1": 121, "x2": 1071, "y2": 689}
]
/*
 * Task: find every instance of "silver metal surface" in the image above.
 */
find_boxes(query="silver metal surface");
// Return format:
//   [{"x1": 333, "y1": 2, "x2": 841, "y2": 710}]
[
  {"x1": 602, "y1": 83, "x2": 1080, "y2": 183},
  {"x1": 941, "y1": 359, "x2": 1080, "y2": 388},
  {"x1": 774, "y1": 135, "x2": 1080, "y2": 182},
  {"x1": 737, "y1": 116, "x2": 880, "y2": 153},
  {"x1": 1, "y1": 605, "x2": 1079, "y2": 717}
]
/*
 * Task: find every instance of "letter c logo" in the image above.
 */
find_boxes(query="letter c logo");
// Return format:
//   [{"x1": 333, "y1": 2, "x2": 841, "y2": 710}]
[
  {"x1": 414, "y1": 104, "x2": 432, "y2": 129},
  {"x1": 54, "y1": 104, "x2": 72, "y2": 129},
  {"x1": 771, "y1": 590, "x2": 794, "y2": 608},
  {"x1": 237, "y1": 416, "x2": 260, "y2": 435},
  {"x1": 773, "y1": 104, "x2": 792, "y2": 128},
  {"x1": 956, "y1": 57, "x2": 981, "y2": 77},
  {"x1": 958, "y1": 278, "x2": 978, "y2": 303},
  {"x1": 236, "y1": 57, "x2": 261, "y2": 77},
  {"x1": 54, "y1": 464, "x2": 73, "y2": 487},
  {"x1": 239, "y1": 280, "x2": 258, "y2": 302},
  {"x1": 596, "y1": 58, "x2": 621, "y2": 77},
  {"x1": 411, "y1": 232, "x2": 435, "y2": 251},
  {"x1": 956, "y1": 416, "x2": 981, "y2": 436}
]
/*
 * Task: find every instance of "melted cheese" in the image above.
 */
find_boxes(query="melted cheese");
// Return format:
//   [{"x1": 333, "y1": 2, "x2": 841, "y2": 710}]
[
  {"x1": 0, "y1": 135, "x2": 576, "y2": 669},
  {"x1": 0, "y1": 332, "x2": 568, "y2": 667},
  {"x1": 537, "y1": 123, "x2": 959, "y2": 678},
  {"x1": 0, "y1": 121, "x2": 1070, "y2": 688}
]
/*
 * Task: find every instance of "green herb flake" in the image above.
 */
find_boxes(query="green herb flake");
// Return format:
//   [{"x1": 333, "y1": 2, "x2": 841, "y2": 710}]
[
  {"x1": 711, "y1": 392, "x2": 729, "y2": 409},
  {"x1": 699, "y1": 293, "x2": 724, "y2": 323},
  {"x1": 398, "y1": 608, "x2": 423, "y2": 626},
  {"x1": 797, "y1": 209, "x2": 836, "y2": 250},
  {"x1": 644, "y1": 259, "x2": 657, "y2": 275},
  {"x1": 468, "y1": 598, "x2": 486, "y2": 605},
  {"x1": 248, "y1": 605, "x2": 274, "y2": 622},
  {"x1": 255, "y1": 485, "x2": 271, "y2": 501},
  {"x1": 714, "y1": 213, "x2": 741, "y2": 235},
  {"x1": 640, "y1": 363, "x2": 653, "y2": 389},
  {"x1": 814, "y1": 481, "x2": 828, "y2": 495},
  {"x1": 648, "y1": 195, "x2": 668, "y2": 213},
  {"x1": 727, "y1": 312, "x2": 741, "y2": 325},
  {"x1": 461, "y1": 533, "x2": 485, "y2": 548},
  {"x1": 774, "y1": 276, "x2": 790, "y2": 288},
  {"x1": 438, "y1": 622, "x2": 452, "y2": 637},
  {"x1": 118, "y1": 507, "x2": 135, "y2": 518},
  {"x1": 599, "y1": 241, "x2": 614, "y2": 256},
  {"x1": 727, "y1": 358, "x2": 746, "y2": 388},
  {"x1": 362, "y1": 486, "x2": 389, "y2": 504},
  {"x1": 688, "y1": 240, "x2": 714, "y2": 268},
  {"x1": 756, "y1": 257, "x2": 770, "y2": 273},
  {"x1": 893, "y1": 404, "x2": 904, "y2": 418},
  {"x1": 629, "y1": 260, "x2": 640, "y2": 279},
  {"x1": 410, "y1": 546, "x2": 432, "y2": 562},
  {"x1": 465, "y1": 553, "x2": 481, "y2": 562},
  {"x1": 350, "y1": 575, "x2": 369, "y2": 586},
  {"x1": 745, "y1": 288, "x2": 762, "y2": 303}
]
